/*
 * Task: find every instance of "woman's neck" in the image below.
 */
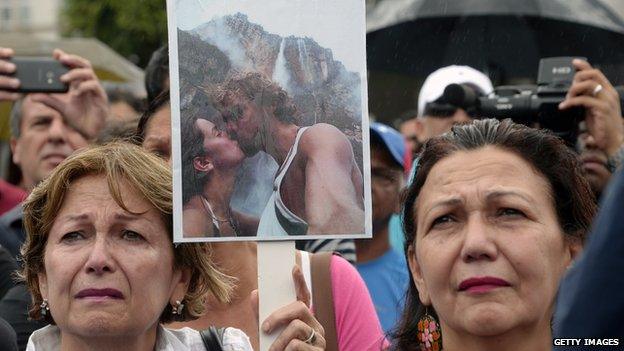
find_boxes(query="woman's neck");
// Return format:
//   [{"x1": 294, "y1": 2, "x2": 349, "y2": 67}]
[
  {"x1": 441, "y1": 320, "x2": 552, "y2": 351},
  {"x1": 202, "y1": 169, "x2": 237, "y2": 205},
  {"x1": 60, "y1": 324, "x2": 158, "y2": 351}
]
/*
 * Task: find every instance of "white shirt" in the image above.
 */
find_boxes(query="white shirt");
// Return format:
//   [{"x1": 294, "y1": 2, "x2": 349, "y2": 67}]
[{"x1": 26, "y1": 324, "x2": 253, "y2": 351}]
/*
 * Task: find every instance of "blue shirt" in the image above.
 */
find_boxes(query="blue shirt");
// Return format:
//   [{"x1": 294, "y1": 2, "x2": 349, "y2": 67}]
[
  {"x1": 356, "y1": 249, "x2": 409, "y2": 333},
  {"x1": 389, "y1": 214, "x2": 405, "y2": 255}
]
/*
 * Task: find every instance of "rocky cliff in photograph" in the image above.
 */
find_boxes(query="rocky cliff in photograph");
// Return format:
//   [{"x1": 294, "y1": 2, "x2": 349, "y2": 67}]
[{"x1": 177, "y1": 12, "x2": 363, "y2": 141}]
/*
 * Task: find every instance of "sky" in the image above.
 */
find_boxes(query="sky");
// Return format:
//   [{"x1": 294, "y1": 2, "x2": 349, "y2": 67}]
[{"x1": 174, "y1": 0, "x2": 366, "y2": 73}]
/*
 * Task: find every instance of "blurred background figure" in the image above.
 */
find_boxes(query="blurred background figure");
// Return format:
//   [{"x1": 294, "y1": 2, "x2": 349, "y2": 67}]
[
  {"x1": 561, "y1": 60, "x2": 624, "y2": 201},
  {"x1": 414, "y1": 65, "x2": 493, "y2": 144},
  {"x1": 355, "y1": 122, "x2": 409, "y2": 334},
  {"x1": 390, "y1": 65, "x2": 493, "y2": 253},
  {"x1": 145, "y1": 45, "x2": 169, "y2": 104},
  {"x1": 95, "y1": 86, "x2": 145, "y2": 143},
  {"x1": 398, "y1": 111, "x2": 420, "y2": 158},
  {"x1": 576, "y1": 120, "x2": 613, "y2": 199},
  {"x1": 105, "y1": 86, "x2": 145, "y2": 122}
]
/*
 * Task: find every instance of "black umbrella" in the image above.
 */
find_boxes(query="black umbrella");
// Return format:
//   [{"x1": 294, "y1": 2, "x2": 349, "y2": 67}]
[
  {"x1": 367, "y1": 0, "x2": 624, "y2": 82},
  {"x1": 366, "y1": 0, "x2": 624, "y2": 121}
]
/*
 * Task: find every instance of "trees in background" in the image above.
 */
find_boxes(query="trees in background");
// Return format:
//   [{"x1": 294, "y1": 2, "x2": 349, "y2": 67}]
[{"x1": 62, "y1": 0, "x2": 167, "y2": 68}]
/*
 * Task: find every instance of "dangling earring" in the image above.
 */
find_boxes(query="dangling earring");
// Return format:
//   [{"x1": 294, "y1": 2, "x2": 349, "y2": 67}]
[
  {"x1": 417, "y1": 307, "x2": 442, "y2": 351},
  {"x1": 171, "y1": 300, "x2": 185, "y2": 315},
  {"x1": 40, "y1": 299, "x2": 50, "y2": 318}
]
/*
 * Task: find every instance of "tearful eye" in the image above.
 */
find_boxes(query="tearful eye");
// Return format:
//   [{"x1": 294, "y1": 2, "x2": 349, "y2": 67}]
[
  {"x1": 121, "y1": 230, "x2": 144, "y2": 242},
  {"x1": 497, "y1": 208, "x2": 525, "y2": 217},
  {"x1": 61, "y1": 231, "x2": 84, "y2": 242},
  {"x1": 431, "y1": 215, "x2": 454, "y2": 228}
]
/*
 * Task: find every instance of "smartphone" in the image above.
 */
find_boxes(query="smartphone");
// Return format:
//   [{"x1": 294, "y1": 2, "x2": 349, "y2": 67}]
[{"x1": 7, "y1": 57, "x2": 69, "y2": 93}]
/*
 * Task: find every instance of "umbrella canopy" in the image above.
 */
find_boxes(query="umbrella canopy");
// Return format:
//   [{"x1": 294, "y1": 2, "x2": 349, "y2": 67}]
[
  {"x1": 366, "y1": 0, "x2": 624, "y2": 122},
  {"x1": 367, "y1": 0, "x2": 624, "y2": 33}
]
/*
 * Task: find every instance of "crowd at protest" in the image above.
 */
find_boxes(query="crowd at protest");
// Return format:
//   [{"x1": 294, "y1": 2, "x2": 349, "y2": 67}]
[{"x1": 0, "y1": 14, "x2": 622, "y2": 351}]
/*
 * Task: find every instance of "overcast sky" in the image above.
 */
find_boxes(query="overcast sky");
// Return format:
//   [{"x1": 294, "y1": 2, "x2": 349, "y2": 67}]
[{"x1": 174, "y1": 0, "x2": 366, "y2": 73}]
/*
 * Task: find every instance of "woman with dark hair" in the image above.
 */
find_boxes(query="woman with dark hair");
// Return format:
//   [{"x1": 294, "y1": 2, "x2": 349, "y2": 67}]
[
  {"x1": 395, "y1": 119, "x2": 596, "y2": 351},
  {"x1": 179, "y1": 106, "x2": 248, "y2": 237}
]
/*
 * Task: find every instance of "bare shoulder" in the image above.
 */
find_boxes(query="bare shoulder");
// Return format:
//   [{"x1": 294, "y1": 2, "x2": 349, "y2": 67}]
[
  {"x1": 299, "y1": 123, "x2": 353, "y2": 157},
  {"x1": 183, "y1": 204, "x2": 214, "y2": 237}
]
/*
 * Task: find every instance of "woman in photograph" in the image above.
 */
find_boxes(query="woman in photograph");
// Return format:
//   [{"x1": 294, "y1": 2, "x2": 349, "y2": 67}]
[
  {"x1": 179, "y1": 108, "x2": 251, "y2": 237},
  {"x1": 394, "y1": 119, "x2": 596, "y2": 351}
]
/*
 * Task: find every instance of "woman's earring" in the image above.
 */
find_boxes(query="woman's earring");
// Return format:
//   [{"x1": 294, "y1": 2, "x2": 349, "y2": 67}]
[
  {"x1": 171, "y1": 300, "x2": 185, "y2": 315},
  {"x1": 417, "y1": 307, "x2": 442, "y2": 351},
  {"x1": 40, "y1": 299, "x2": 50, "y2": 318}
]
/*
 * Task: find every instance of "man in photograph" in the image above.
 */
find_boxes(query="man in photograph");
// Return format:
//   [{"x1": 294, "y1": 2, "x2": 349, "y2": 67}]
[{"x1": 217, "y1": 71, "x2": 365, "y2": 237}]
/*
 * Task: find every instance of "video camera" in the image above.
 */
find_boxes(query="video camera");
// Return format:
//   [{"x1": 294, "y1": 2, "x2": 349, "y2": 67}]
[{"x1": 440, "y1": 57, "x2": 586, "y2": 145}]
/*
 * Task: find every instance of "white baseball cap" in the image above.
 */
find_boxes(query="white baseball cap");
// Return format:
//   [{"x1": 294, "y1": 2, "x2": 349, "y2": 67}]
[{"x1": 417, "y1": 65, "x2": 493, "y2": 118}]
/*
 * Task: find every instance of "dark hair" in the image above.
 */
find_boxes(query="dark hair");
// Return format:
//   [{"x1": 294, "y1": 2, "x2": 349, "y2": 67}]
[
  {"x1": 96, "y1": 117, "x2": 141, "y2": 144},
  {"x1": 136, "y1": 90, "x2": 170, "y2": 143},
  {"x1": 145, "y1": 45, "x2": 169, "y2": 104},
  {"x1": 393, "y1": 118, "x2": 596, "y2": 350},
  {"x1": 216, "y1": 71, "x2": 297, "y2": 124},
  {"x1": 180, "y1": 90, "x2": 221, "y2": 204},
  {"x1": 106, "y1": 87, "x2": 146, "y2": 113}
]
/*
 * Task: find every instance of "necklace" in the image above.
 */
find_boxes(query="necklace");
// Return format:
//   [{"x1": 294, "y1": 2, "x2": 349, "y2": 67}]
[{"x1": 200, "y1": 196, "x2": 239, "y2": 236}]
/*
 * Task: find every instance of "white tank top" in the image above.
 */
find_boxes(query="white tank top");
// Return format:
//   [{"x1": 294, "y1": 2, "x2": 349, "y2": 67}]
[{"x1": 257, "y1": 127, "x2": 310, "y2": 237}]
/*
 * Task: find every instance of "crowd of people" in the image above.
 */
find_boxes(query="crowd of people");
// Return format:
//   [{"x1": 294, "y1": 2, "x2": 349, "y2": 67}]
[{"x1": 0, "y1": 32, "x2": 621, "y2": 351}]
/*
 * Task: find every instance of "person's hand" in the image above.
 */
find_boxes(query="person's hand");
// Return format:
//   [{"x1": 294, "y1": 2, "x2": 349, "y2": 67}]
[
  {"x1": 252, "y1": 266, "x2": 326, "y2": 351},
  {"x1": 0, "y1": 47, "x2": 21, "y2": 101},
  {"x1": 30, "y1": 49, "x2": 109, "y2": 140},
  {"x1": 559, "y1": 59, "x2": 624, "y2": 157}
]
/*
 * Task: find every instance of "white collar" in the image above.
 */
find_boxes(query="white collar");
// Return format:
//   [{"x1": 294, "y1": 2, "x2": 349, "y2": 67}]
[{"x1": 26, "y1": 324, "x2": 252, "y2": 351}]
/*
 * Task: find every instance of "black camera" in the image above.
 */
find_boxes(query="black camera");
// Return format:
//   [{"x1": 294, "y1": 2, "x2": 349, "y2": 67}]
[{"x1": 441, "y1": 57, "x2": 585, "y2": 144}]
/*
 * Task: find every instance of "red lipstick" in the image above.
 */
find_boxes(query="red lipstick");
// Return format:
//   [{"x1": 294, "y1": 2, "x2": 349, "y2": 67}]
[{"x1": 458, "y1": 277, "x2": 510, "y2": 294}]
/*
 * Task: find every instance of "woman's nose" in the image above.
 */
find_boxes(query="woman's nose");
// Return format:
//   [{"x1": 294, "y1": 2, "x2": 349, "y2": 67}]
[
  {"x1": 84, "y1": 237, "x2": 116, "y2": 275},
  {"x1": 460, "y1": 215, "x2": 498, "y2": 263}
]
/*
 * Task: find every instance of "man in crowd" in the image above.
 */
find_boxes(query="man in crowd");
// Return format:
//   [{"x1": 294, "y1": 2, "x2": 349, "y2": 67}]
[
  {"x1": 563, "y1": 59, "x2": 624, "y2": 200},
  {"x1": 399, "y1": 111, "x2": 420, "y2": 158},
  {"x1": 217, "y1": 71, "x2": 365, "y2": 237},
  {"x1": 576, "y1": 120, "x2": 614, "y2": 200},
  {"x1": 355, "y1": 122, "x2": 409, "y2": 333},
  {"x1": 0, "y1": 47, "x2": 109, "y2": 258},
  {"x1": 412, "y1": 65, "x2": 493, "y2": 146}
]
